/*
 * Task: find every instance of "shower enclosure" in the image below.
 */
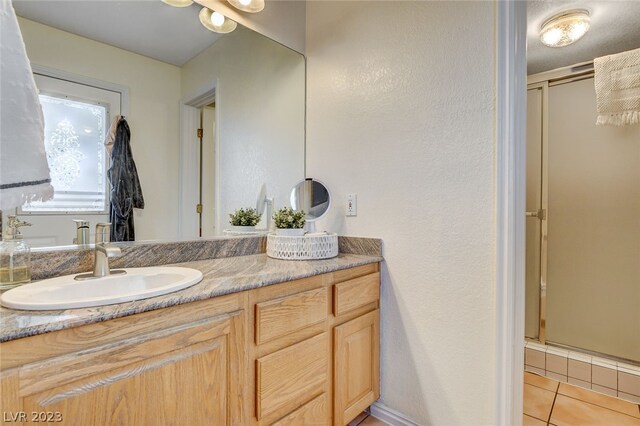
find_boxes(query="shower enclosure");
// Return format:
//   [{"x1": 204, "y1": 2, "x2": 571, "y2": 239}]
[{"x1": 526, "y1": 65, "x2": 640, "y2": 364}]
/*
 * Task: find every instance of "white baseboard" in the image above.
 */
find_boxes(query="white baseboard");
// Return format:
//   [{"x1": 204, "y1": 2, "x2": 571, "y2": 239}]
[{"x1": 369, "y1": 402, "x2": 420, "y2": 426}]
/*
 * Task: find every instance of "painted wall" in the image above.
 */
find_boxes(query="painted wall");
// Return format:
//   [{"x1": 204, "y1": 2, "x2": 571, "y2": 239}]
[
  {"x1": 17, "y1": 17, "x2": 182, "y2": 244},
  {"x1": 306, "y1": 2, "x2": 498, "y2": 424},
  {"x1": 181, "y1": 26, "x2": 305, "y2": 232}
]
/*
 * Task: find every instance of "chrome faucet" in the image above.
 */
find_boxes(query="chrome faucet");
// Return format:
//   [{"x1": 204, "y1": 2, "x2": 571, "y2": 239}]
[
  {"x1": 73, "y1": 219, "x2": 90, "y2": 245},
  {"x1": 93, "y1": 223, "x2": 123, "y2": 277},
  {"x1": 75, "y1": 223, "x2": 125, "y2": 280}
]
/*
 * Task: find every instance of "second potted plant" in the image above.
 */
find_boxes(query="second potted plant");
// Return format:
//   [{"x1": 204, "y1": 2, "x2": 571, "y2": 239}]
[
  {"x1": 273, "y1": 207, "x2": 306, "y2": 236},
  {"x1": 229, "y1": 207, "x2": 261, "y2": 232}
]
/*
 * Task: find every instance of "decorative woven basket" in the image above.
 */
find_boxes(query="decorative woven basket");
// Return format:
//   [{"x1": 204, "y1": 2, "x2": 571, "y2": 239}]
[
  {"x1": 266, "y1": 233, "x2": 339, "y2": 260},
  {"x1": 223, "y1": 229, "x2": 267, "y2": 236}
]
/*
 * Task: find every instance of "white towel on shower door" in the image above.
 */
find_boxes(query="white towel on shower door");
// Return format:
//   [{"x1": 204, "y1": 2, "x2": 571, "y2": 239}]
[
  {"x1": 594, "y1": 47, "x2": 640, "y2": 126},
  {"x1": 0, "y1": 0, "x2": 53, "y2": 210}
]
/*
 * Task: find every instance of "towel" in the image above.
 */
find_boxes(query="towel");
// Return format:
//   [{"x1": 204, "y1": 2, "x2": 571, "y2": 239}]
[
  {"x1": 104, "y1": 114, "x2": 122, "y2": 155},
  {"x1": 594, "y1": 47, "x2": 640, "y2": 126},
  {"x1": 0, "y1": 0, "x2": 53, "y2": 210}
]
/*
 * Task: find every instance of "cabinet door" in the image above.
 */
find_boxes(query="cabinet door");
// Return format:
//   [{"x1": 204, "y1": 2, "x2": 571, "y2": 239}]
[
  {"x1": 333, "y1": 310, "x2": 380, "y2": 426},
  {"x1": 17, "y1": 311, "x2": 244, "y2": 426}
]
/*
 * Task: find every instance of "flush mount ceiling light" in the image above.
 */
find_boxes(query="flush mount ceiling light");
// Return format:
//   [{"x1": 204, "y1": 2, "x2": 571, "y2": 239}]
[
  {"x1": 227, "y1": 0, "x2": 264, "y2": 13},
  {"x1": 540, "y1": 9, "x2": 590, "y2": 48},
  {"x1": 199, "y1": 7, "x2": 237, "y2": 33},
  {"x1": 161, "y1": 0, "x2": 193, "y2": 7}
]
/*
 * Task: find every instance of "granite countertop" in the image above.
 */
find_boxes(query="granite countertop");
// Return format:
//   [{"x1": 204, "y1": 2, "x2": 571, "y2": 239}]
[{"x1": 0, "y1": 253, "x2": 382, "y2": 342}]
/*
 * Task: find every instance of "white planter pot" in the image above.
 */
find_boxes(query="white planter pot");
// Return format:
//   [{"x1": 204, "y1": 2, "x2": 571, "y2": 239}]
[
  {"x1": 230, "y1": 225, "x2": 256, "y2": 232},
  {"x1": 275, "y1": 228, "x2": 305, "y2": 237}
]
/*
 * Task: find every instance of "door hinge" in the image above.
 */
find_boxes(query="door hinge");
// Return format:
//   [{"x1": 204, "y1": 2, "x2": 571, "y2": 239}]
[
  {"x1": 196, "y1": 204, "x2": 203, "y2": 214},
  {"x1": 526, "y1": 209, "x2": 546, "y2": 220},
  {"x1": 197, "y1": 128, "x2": 203, "y2": 139}
]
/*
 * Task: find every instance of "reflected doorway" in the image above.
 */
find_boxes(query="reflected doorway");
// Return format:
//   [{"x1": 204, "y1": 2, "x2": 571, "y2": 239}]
[
  {"x1": 179, "y1": 83, "x2": 218, "y2": 240},
  {"x1": 199, "y1": 104, "x2": 216, "y2": 238}
]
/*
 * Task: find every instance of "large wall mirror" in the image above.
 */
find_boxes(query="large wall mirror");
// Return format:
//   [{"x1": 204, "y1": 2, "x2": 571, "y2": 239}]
[{"x1": 5, "y1": 0, "x2": 305, "y2": 247}]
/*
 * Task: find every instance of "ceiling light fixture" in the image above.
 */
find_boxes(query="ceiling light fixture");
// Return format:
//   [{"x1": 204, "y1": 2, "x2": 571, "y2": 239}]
[
  {"x1": 227, "y1": 0, "x2": 264, "y2": 13},
  {"x1": 540, "y1": 9, "x2": 590, "y2": 48},
  {"x1": 199, "y1": 8, "x2": 237, "y2": 33},
  {"x1": 161, "y1": 0, "x2": 194, "y2": 7}
]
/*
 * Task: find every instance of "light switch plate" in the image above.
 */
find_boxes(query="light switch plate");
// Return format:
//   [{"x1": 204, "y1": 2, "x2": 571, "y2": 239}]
[{"x1": 346, "y1": 194, "x2": 357, "y2": 216}]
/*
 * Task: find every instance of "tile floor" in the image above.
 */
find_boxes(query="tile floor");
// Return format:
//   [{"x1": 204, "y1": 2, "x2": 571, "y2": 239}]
[
  {"x1": 524, "y1": 372, "x2": 640, "y2": 425},
  {"x1": 348, "y1": 412, "x2": 389, "y2": 426}
]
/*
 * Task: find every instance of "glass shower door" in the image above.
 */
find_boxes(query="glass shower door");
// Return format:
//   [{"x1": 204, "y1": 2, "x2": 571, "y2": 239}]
[{"x1": 545, "y1": 77, "x2": 640, "y2": 362}]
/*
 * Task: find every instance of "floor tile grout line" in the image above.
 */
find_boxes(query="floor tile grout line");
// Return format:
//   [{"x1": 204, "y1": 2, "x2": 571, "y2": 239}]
[
  {"x1": 524, "y1": 372, "x2": 561, "y2": 393},
  {"x1": 546, "y1": 383, "x2": 560, "y2": 425},
  {"x1": 527, "y1": 413, "x2": 552, "y2": 423},
  {"x1": 525, "y1": 372, "x2": 640, "y2": 423},
  {"x1": 525, "y1": 381, "x2": 559, "y2": 394},
  {"x1": 558, "y1": 381, "x2": 640, "y2": 417},
  {"x1": 528, "y1": 371, "x2": 640, "y2": 409},
  {"x1": 558, "y1": 388, "x2": 640, "y2": 416},
  {"x1": 558, "y1": 393, "x2": 640, "y2": 420}
]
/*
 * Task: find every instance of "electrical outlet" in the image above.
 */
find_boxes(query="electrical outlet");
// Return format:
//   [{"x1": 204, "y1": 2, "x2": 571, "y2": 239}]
[{"x1": 346, "y1": 193, "x2": 357, "y2": 216}]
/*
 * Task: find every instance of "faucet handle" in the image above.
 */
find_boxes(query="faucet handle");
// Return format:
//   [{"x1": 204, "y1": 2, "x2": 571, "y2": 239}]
[{"x1": 95, "y1": 223, "x2": 111, "y2": 244}]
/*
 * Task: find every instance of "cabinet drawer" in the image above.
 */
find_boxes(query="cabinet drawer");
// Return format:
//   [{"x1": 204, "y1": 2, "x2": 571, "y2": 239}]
[
  {"x1": 256, "y1": 333, "x2": 328, "y2": 420},
  {"x1": 271, "y1": 393, "x2": 328, "y2": 426},
  {"x1": 256, "y1": 287, "x2": 327, "y2": 345},
  {"x1": 333, "y1": 273, "x2": 380, "y2": 317}
]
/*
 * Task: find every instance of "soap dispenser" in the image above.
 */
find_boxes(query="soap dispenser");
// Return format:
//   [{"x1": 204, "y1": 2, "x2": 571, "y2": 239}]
[{"x1": 0, "y1": 216, "x2": 32, "y2": 290}]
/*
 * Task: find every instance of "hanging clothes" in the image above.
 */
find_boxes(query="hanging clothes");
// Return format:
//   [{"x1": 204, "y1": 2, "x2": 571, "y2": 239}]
[{"x1": 107, "y1": 117, "x2": 144, "y2": 242}]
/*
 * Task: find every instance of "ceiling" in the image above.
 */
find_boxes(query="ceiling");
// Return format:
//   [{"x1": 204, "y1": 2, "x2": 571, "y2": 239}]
[
  {"x1": 12, "y1": 0, "x2": 224, "y2": 66},
  {"x1": 527, "y1": 0, "x2": 640, "y2": 75},
  {"x1": 13, "y1": 1, "x2": 640, "y2": 73}
]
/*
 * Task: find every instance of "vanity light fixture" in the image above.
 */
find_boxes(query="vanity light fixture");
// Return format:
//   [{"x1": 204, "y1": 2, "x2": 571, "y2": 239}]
[
  {"x1": 161, "y1": 0, "x2": 193, "y2": 7},
  {"x1": 227, "y1": 0, "x2": 265, "y2": 13},
  {"x1": 199, "y1": 7, "x2": 237, "y2": 33},
  {"x1": 540, "y1": 9, "x2": 590, "y2": 48}
]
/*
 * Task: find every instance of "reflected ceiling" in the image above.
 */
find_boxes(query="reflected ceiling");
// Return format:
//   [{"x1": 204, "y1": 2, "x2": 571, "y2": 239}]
[{"x1": 13, "y1": 0, "x2": 223, "y2": 66}]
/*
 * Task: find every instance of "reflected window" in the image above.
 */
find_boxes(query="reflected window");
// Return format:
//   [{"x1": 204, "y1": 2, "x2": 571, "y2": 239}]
[{"x1": 22, "y1": 94, "x2": 108, "y2": 213}]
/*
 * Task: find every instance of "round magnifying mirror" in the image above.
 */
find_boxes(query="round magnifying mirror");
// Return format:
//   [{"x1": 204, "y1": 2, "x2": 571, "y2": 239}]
[{"x1": 290, "y1": 179, "x2": 331, "y2": 232}]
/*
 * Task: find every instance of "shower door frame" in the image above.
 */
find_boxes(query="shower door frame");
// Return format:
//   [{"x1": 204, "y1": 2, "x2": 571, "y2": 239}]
[
  {"x1": 526, "y1": 61, "x2": 596, "y2": 346},
  {"x1": 526, "y1": 80, "x2": 549, "y2": 344}
]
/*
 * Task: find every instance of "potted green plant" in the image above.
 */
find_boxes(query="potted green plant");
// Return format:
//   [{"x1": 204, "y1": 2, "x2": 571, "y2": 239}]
[
  {"x1": 228, "y1": 207, "x2": 261, "y2": 232},
  {"x1": 273, "y1": 207, "x2": 306, "y2": 236}
]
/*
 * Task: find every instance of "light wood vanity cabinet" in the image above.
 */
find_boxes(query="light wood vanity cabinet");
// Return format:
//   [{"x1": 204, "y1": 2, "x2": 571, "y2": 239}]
[
  {"x1": 1, "y1": 293, "x2": 246, "y2": 426},
  {"x1": 0, "y1": 262, "x2": 380, "y2": 426}
]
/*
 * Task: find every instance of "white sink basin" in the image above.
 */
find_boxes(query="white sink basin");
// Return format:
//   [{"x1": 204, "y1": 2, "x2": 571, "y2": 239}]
[{"x1": 0, "y1": 266, "x2": 203, "y2": 311}]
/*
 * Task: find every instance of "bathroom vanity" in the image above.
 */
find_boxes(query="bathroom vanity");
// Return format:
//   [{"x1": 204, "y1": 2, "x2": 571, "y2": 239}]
[{"x1": 0, "y1": 253, "x2": 381, "y2": 425}]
